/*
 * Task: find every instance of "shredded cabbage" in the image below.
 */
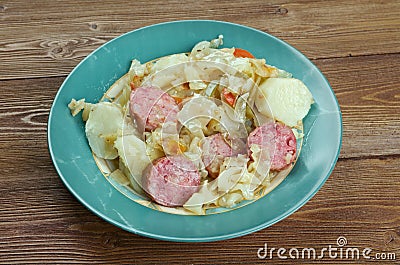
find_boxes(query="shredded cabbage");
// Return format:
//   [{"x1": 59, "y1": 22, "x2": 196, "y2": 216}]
[
  {"x1": 84, "y1": 102, "x2": 123, "y2": 159},
  {"x1": 68, "y1": 35, "x2": 312, "y2": 215},
  {"x1": 129, "y1": 59, "x2": 146, "y2": 78},
  {"x1": 177, "y1": 96, "x2": 220, "y2": 139},
  {"x1": 248, "y1": 144, "x2": 271, "y2": 178},
  {"x1": 150, "y1": 53, "x2": 189, "y2": 73},
  {"x1": 218, "y1": 103, "x2": 248, "y2": 139},
  {"x1": 114, "y1": 134, "x2": 151, "y2": 182}
]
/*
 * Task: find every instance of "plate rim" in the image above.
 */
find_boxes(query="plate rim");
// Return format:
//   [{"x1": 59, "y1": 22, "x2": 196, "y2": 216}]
[{"x1": 47, "y1": 19, "x2": 343, "y2": 242}]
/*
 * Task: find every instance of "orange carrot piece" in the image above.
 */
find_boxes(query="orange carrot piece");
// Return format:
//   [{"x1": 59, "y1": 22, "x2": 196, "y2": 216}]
[
  {"x1": 130, "y1": 81, "x2": 135, "y2": 90},
  {"x1": 233, "y1": 48, "x2": 255, "y2": 58},
  {"x1": 222, "y1": 88, "x2": 237, "y2": 107}
]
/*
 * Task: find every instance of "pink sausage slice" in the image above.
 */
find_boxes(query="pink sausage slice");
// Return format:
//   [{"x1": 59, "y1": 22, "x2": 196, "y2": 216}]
[
  {"x1": 129, "y1": 86, "x2": 179, "y2": 132},
  {"x1": 142, "y1": 155, "x2": 201, "y2": 207},
  {"x1": 247, "y1": 122, "x2": 296, "y2": 171},
  {"x1": 201, "y1": 133, "x2": 244, "y2": 178}
]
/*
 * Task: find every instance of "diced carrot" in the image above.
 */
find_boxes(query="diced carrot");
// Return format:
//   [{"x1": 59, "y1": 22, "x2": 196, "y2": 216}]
[
  {"x1": 172, "y1": 96, "x2": 183, "y2": 104},
  {"x1": 129, "y1": 81, "x2": 135, "y2": 90},
  {"x1": 233, "y1": 48, "x2": 255, "y2": 58},
  {"x1": 222, "y1": 88, "x2": 237, "y2": 107}
]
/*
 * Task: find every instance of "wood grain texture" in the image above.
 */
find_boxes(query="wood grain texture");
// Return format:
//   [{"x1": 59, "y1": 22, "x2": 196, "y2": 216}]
[
  {"x1": 1, "y1": 0, "x2": 400, "y2": 79},
  {"x1": 0, "y1": 137, "x2": 399, "y2": 264},
  {"x1": 314, "y1": 53, "x2": 400, "y2": 159},
  {"x1": 1, "y1": 54, "x2": 398, "y2": 158},
  {"x1": 0, "y1": 54, "x2": 399, "y2": 264}
]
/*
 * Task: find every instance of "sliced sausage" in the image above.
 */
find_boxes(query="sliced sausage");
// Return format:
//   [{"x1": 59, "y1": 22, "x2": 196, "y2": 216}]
[
  {"x1": 129, "y1": 86, "x2": 179, "y2": 132},
  {"x1": 247, "y1": 122, "x2": 296, "y2": 171},
  {"x1": 142, "y1": 155, "x2": 201, "y2": 207},
  {"x1": 201, "y1": 133, "x2": 245, "y2": 178}
]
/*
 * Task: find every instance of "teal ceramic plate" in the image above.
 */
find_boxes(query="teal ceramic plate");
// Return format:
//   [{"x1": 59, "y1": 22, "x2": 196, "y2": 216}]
[{"x1": 48, "y1": 20, "x2": 342, "y2": 242}]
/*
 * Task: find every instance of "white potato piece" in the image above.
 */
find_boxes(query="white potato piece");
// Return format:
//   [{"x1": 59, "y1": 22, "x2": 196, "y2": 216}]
[
  {"x1": 114, "y1": 134, "x2": 151, "y2": 183},
  {"x1": 255, "y1": 78, "x2": 313, "y2": 126},
  {"x1": 85, "y1": 102, "x2": 123, "y2": 159}
]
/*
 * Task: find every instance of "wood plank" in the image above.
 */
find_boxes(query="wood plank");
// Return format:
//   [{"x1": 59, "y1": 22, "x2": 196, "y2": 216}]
[
  {"x1": 0, "y1": 77, "x2": 60, "y2": 134},
  {"x1": 314, "y1": 53, "x2": 400, "y2": 158},
  {"x1": 0, "y1": 136, "x2": 399, "y2": 264},
  {"x1": 1, "y1": 0, "x2": 399, "y2": 79},
  {"x1": 0, "y1": 55, "x2": 399, "y2": 263},
  {"x1": 1, "y1": 54, "x2": 399, "y2": 158}
]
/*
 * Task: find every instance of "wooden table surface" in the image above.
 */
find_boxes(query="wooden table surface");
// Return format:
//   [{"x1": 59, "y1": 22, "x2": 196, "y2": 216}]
[{"x1": 1, "y1": 0, "x2": 399, "y2": 264}]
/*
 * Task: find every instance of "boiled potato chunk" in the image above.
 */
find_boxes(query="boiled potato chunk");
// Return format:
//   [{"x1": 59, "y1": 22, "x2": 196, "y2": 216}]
[
  {"x1": 255, "y1": 78, "x2": 313, "y2": 127},
  {"x1": 85, "y1": 102, "x2": 123, "y2": 159}
]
